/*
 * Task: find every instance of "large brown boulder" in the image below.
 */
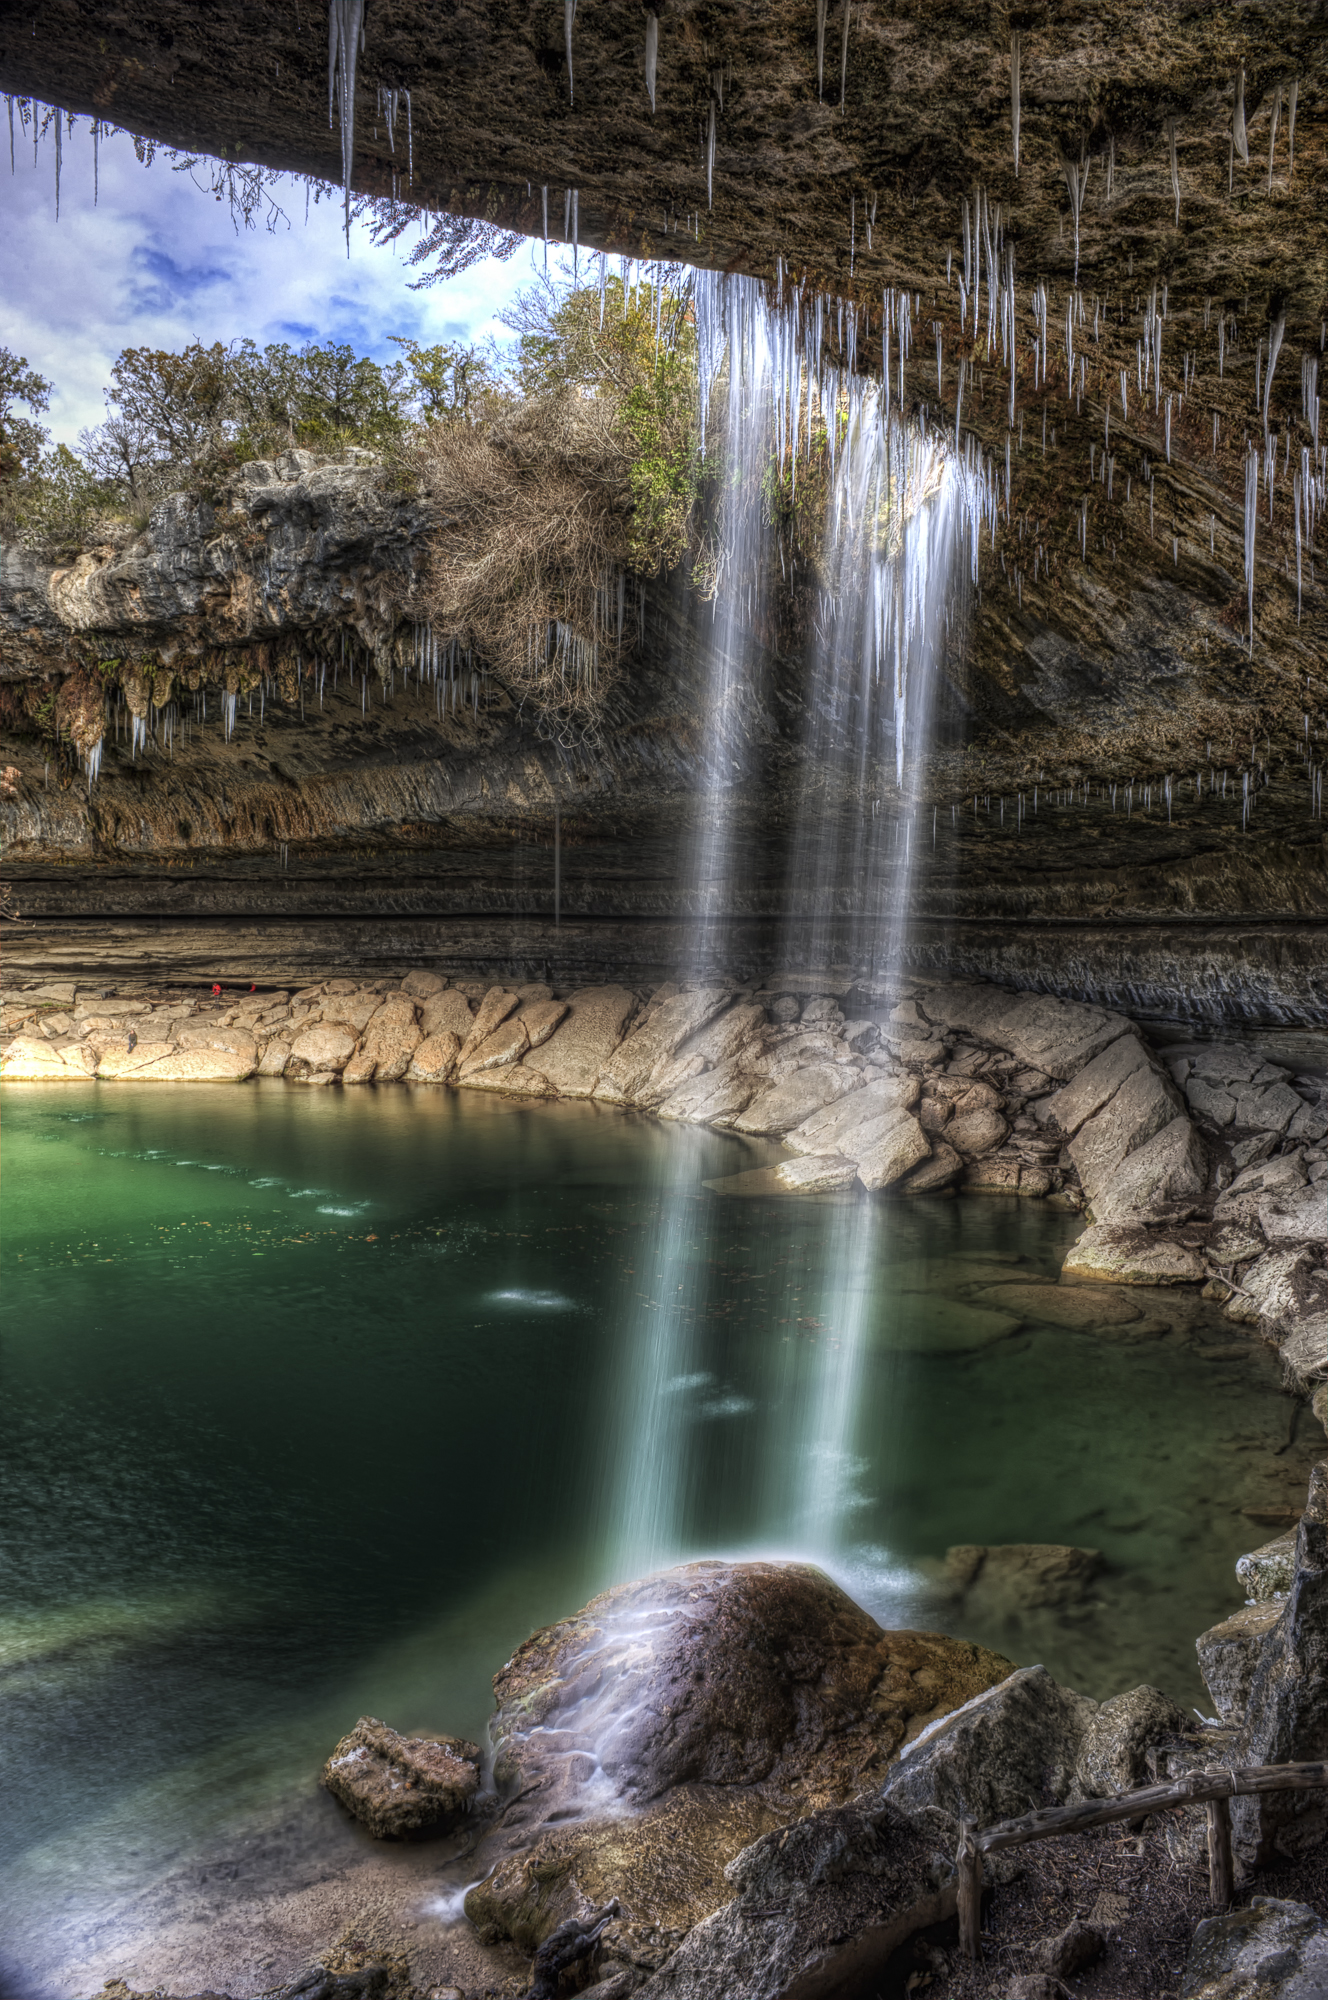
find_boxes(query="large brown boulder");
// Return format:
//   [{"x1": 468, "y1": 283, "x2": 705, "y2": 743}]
[
  {"x1": 321, "y1": 1715, "x2": 481, "y2": 1839},
  {"x1": 464, "y1": 1560, "x2": 1012, "y2": 1965}
]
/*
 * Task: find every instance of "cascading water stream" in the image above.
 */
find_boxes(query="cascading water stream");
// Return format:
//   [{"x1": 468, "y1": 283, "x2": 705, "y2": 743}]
[{"x1": 611, "y1": 274, "x2": 976, "y2": 1586}]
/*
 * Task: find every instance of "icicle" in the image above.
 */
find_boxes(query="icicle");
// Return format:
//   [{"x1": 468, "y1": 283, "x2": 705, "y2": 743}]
[
  {"x1": 328, "y1": 0, "x2": 366, "y2": 251},
  {"x1": 1232, "y1": 66, "x2": 1249, "y2": 164},
  {"x1": 1288, "y1": 78, "x2": 1298, "y2": 176},
  {"x1": 565, "y1": 0, "x2": 577, "y2": 103},
  {"x1": 1167, "y1": 117, "x2": 1180, "y2": 225},
  {"x1": 816, "y1": 0, "x2": 828, "y2": 99},
  {"x1": 1266, "y1": 83, "x2": 1282, "y2": 193},
  {"x1": 1264, "y1": 308, "x2": 1285, "y2": 431},
  {"x1": 1061, "y1": 152, "x2": 1090, "y2": 285},
  {"x1": 706, "y1": 98, "x2": 716, "y2": 209},
  {"x1": 1244, "y1": 447, "x2": 1258, "y2": 653},
  {"x1": 644, "y1": 11, "x2": 658, "y2": 113},
  {"x1": 839, "y1": 0, "x2": 851, "y2": 110},
  {"x1": 1010, "y1": 33, "x2": 1021, "y2": 175}
]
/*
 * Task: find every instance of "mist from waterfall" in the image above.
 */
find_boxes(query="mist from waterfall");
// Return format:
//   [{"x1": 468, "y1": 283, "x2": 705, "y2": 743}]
[{"x1": 611, "y1": 273, "x2": 980, "y2": 1586}]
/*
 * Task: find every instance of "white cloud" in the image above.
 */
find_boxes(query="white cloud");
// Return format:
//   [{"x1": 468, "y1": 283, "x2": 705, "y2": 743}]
[{"x1": 0, "y1": 118, "x2": 560, "y2": 445}]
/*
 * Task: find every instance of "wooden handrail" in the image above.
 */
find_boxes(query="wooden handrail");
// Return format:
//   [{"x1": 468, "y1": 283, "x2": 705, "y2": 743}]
[{"x1": 955, "y1": 1760, "x2": 1328, "y2": 1958}]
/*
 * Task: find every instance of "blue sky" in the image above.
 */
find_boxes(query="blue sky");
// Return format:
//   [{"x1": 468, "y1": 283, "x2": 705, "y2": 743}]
[{"x1": 1, "y1": 114, "x2": 560, "y2": 447}]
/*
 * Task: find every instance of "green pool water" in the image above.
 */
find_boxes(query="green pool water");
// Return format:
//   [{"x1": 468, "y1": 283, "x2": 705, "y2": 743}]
[{"x1": 0, "y1": 1080, "x2": 1312, "y2": 1994}]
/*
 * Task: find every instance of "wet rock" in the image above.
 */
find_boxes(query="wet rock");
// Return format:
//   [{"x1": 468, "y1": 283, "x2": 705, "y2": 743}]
[
  {"x1": 1197, "y1": 1602, "x2": 1286, "y2": 1723},
  {"x1": 962, "y1": 1154, "x2": 1024, "y2": 1192},
  {"x1": 949, "y1": 1106, "x2": 1011, "y2": 1155},
  {"x1": 775, "y1": 1154, "x2": 858, "y2": 1191},
  {"x1": 1232, "y1": 1462, "x2": 1328, "y2": 1862},
  {"x1": 629, "y1": 1797, "x2": 957, "y2": 2000},
  {"x1": 883, "y1": 1665, "x2": 1099, "y2": 1824},
  {"x1": 918, "y1": 986, "x2": 1132, "y2": 1080},
  {"x1": 1237, "y1": 1531, "x2": 1300, "y2": 1602},
  {"x1": 289, "y1": 1024, "x2": 356, "y2": 1073},
  {"x1": 175, "y1": 1022, "x2": 259, "y2": 1063},
  {"x1": 1035, "y1": 1918, "x2": 1105, "y2": 1978},
  {"x1": 420, "y1": 988, "x2": 477, "y2": 1042},
  {"x1": 535, "y1": 986, "x2": 636, "y2": 1097},
  {"x1": 856, "y1": 1111, "x2": 931, "y2": 1190},
  {"x1": 1075, "y1": 1685, "x2": 1191, "y2": 1795},
  {"x1": 1062, "y1": 1223, "x2": 1206, "y2": 1285},
  {"x1": 595, "y1": 990, "x2": 730, "y2": 1104},
  {"x1": 406, "y1": 1031, "x2": 461, "y2": 1082},
  {"x1": 900, "y1": 1141, "x2": 965, "y2": 1192},
  {"x1": 464, "y1": 1065, "x2": 555, "y2": 1097},
  {"x1": 732, "y1": 1062, "x2": 862, "y2": 1136},
  {"x1": 677, "y1": 1001, "x2": 766, "y2": 1068},
  {"x1": 1180, "y1": 1896, "x2": 1328, "y2": 2000},
  {"x1": 321, "y1": 1715, "x2": 482, "y2": 1838},
  {"x1": 466, "y1": 1560, "x2": 1012, "y2": 1960}
]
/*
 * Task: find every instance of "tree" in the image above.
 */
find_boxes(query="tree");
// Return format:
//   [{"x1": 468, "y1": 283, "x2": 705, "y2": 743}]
[
  {"x1": 0, "y1": 348, "x2": 54, "y2": 484},
  {"x1": 388, "y1": 337, "x2": 494, "y2": 421}
]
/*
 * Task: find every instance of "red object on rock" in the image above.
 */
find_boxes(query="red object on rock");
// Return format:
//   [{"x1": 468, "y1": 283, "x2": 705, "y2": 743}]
[{"x1": 212, "y1": 983, "x2": 222, "y2": 997}]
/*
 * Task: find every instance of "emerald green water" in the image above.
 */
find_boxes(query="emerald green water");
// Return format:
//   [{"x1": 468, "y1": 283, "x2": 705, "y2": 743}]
[{"x1": 0, "y1": 1081, "x2": 1309, "y2": 1995}]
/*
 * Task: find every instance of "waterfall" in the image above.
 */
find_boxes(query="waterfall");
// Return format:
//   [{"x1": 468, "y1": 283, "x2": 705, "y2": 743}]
[{"x1": 610, "y1": 274, "x2": 977, "y2": 1585}]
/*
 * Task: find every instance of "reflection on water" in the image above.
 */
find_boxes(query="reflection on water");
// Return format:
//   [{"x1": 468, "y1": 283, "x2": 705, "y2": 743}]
[{"x1": 0, "y1": 1080, "x2": 1310, "y2": 1994}]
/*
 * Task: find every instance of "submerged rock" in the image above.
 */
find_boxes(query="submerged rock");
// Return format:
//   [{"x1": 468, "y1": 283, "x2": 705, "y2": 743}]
[
  {"x1": 321, "y1": 1715, "x2": 481, "y2": 1839},
  {"x1": 463, "y1": 1559, "x2": 1012, "y2": 1962}
]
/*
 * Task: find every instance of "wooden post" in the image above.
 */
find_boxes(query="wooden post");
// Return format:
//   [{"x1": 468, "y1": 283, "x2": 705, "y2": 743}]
[
  {"x1": 1207, "y1": 1782, "x2": 1234, "y2": 1910},
  {"x1": 957, "y1": 1818, "x2": 982, "y2": 1960}
]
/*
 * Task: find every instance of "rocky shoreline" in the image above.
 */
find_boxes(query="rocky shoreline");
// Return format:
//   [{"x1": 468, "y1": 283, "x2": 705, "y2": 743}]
[{"x1": 5, "y1": 969, "x2": 1324, "y2": 1396}]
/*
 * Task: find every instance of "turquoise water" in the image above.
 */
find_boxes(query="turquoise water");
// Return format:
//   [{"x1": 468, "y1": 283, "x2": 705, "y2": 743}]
[{"x1": 0, "y1": 1081, "x2": 1311, "y2": 1993}]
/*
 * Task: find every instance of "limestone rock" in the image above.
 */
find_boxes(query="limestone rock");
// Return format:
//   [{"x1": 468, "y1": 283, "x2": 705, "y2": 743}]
[
  {"x1": 175, "y1": 1021, "x2": 259, "y2": 1063},
  {"x1": 732, "y1": 1062, "x2": 862, "y2": 1136},
  {"x1": 516, "y1": 998, "x2": 569, "y2": 1049},
  {"x1": 1281, "y1": 1313, "x2": 1328, "y2": 1387},
  {"x1": 420, "y1": 989, "x2": 477, "y2": 1042},
  {"x1": 856, "y1": 1111, "x2": 931, "y2": 1190},
  {"x1": 916, "y1": 985, "x2": 1132, "y2": 1080},
  {"x1": 1044, "y1": 1032, "x2": 1148, "y2": 1136},
  {"x1": 289, "y1": 1024, "x2": 356, "y2": 1073},
  {"x1": 1236, "y1": 1532, "x2": 1299, "y2": 1602},
  {"x1": 1, "y1": 1033, "x2": 78, "y2": 1077},
  {"x1": 535, "y1": 985, "x2": 636, "y2": 1097},
  {"x1": 257, "y1": 1040, "x2": 291, "y2": 1077},
  {"x1": 883, "y1": 1665, "x2": 1099, "y2": 1824},
  {"x1": 1234, "y1": 1082, "x2": 1304, "y2": 1133},
  {"x1": 321, "y1": 989, "x2": 383, "y2": 1035},
  {"x1": 775, "y1": 1154, "x2": 858, "y2": 1192},
  {"x1": 1259, "y1": 1185, "x2": 1328, "y2": 1247},
  {"x1": 406, "y1": 1031, "x2": 460, "y2": 1082},
  {"x1": 1180, "y1": 1897, "x2": 1328, "y2": 2000},
  {"x1": 1062, "y1": 1223, "x2": 1206, "y2": 1285},
  {"x1": 1197, "y1": 1602, "x2": 1286, "y2": 1724},
  {"x1": 322, "y1": 1715, "x2": 481, "y2": 1839},
  {"x1": 458, "y1": 1018, "x2": 530, "y2": 1076},
  {"x1": 461, "y1": 1065, "x2": 554, "y2": 1097},
  {"x1": 466, "y1": 1560, "x2": 1012, "y2": 1960},
  {"x1": 1187, "y1": 1076, "x2": 1237, "y2": 1126},
  {"x1": 962, "y1": 1153, "x2": 1023, "y2": 1192},
  {"x1": 900, "y1": 1141, "x2": 964, "y2": 1192},
  {"x1": 400, "y1": 970, "x2": 448, "y2": 998},
  {"x1": 940, "y1": 1543, "x2": 1104, "y2": 1619},
  {"x1": 973, "y1": 1281, "x2": 1142, "y2": 1328},
  {"x1": 1035, "y1": 1919, "x2": 1105, "y2": 1979},
  {"x1": 1224, "y1": 1246, "x2": 1321, "y2": 1328},
  {"x1": 1074, "y1": 1685, "x2": 1191, "y2": 1796},
  {"x1": 628, "y1": 1798, "x2": 957, "y2": 2000},
  {"x1": 356, "y1": 996, "x2": 422, "y2": 1082},
  {"x1": 657, "y1": 1058, "x2": 758, "y2": 1126},
  {"x1": 458, "y1": 987, "x2": 520, "y2": 1062},
  {"x1": 106, "y1": 1043, "x2": 256, "y2": 1081},
  {"x1": 595, "y1": 989, "x2": 730, "y2": 1103},
  {"x1": 677, "y1": 1001, "x2": 766, "y2": 1067},
  {"x1": 1232, "y1": 1462, "x2": 1328, "y2": 1862},
  {"x1": 1069, "y1": 1063, "x2": 1184, "y2": 1199},
  {"x1": 1091, "y1": 1116, "x2": 1210, "y2": 1224},
  {"x1": 782, "y1": 1073, "x2": 919, "y2": 1158},
  {"x1": 948, "y1": 1106, "x2": 1010, "y2": 1155}
]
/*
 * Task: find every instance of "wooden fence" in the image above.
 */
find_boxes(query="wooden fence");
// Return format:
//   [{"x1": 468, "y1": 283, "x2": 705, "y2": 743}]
[{"x1": 955, "y1": 1760, "x2": 1328, "y2": 1958}]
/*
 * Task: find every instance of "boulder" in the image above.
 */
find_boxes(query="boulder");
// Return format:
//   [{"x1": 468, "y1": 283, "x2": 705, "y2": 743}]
[
  {"x1": 406, "y1": 1031, "x2": 461, "y2": 1082},
  {"x1": 732, "y1": 1063, "x2": 862, "y2": 1136},
  {"x1": 899, "y1": 1141, "x2": 965, "y2": 1193},
  {"x1": 961, "y1": 1154, "x2": 1023, "y2": 1193},
  {"x1": 516, "y1": 998, "x2": 569, "y2": 1049},
  {"x1": 1186, "y1": 1075, "x2": 1237, "y2": 1126},
  {"x1": 628, "y1": 1798, "x2": 958, "y2": 2000},
  {"x1": 915, "y1": 985, "x2": 1132, "y2": 1080},
  {"x1": 1180, "y1": 1897, "x2": 1328, "y2": 2000},
  {"x1": 340, "y1": 1048, "x2": 379, "y2": 1083},
  {"x1": 105, "y1": 1044, "x2": 257, "y2": 1082},
  {"x1": 1044, "y1": 1033, "x2": 1149, "y2": 1136},
  {"x1": 357, "y1": 996, "x2": 422, "y2": 1082},
  {"x1": 465, "y1": 1561, "x2": 1012, "y2": 1961},
  {"x1": 458, "y1": 987, "x2": 520, "y2": 1062},
  {"x1": 1074, "y1": 1685, "x2": 1191, "y2": 1795},
  {"x1": 257, "y1": 1040, "x2": 291, "y2": 1077},
  {"x1": 1069, "y1": 1064, "x2": 1184, "y2": 1199},
  {"x1": 782, "y1": 1073, "x2": 919, "y2": 1158},
  {"x1": 399, "y1": 970, "x2": 448, "y2": 998},
  {"x1": 676, "y1": 1001, "x2": 766, "y2": 1068},
  {"x1": 1062, "y1": 1223, "x2": 1206, "y2": 1286},
  {"x1": 1282, "y1": 1313, "x2": 1328, "y2": 1387},
  {"x1": 595, "y1": 989, "x2": 731, "y2": 1103},
  {"x1": 1224, "y1": 1246, "x2": 1321, "y2": 1328},
  {"x1": 420, "y1": 988, "x2": 477, "y2": 1041},
  {"x1": 458, "y1": 1018, "x2": 530, "y2": 1076},
  {"x1": 947, "y1": 1106, "x2": 1011, "y2": 1155},
  {"x1": 1260, "y1": 1185, "x2": 1328, "y2": 1247},
  {"x1": 657, "y1": 1059, "x2": 759, "y2": 1126},
  {"x1": 856, "y1": 1111, "x2": 931, "y2": 1190},
  {"x1": 1, "y1": 1034, "x2": 79, "y2": 1077},
  {"x1": 1196, "y1": 1602, "x2": 1285, "y2": 1724},
  {"x1": 775, "y1": 1154, "x2": 858, "y2": 1192},
  {"x1": 1231, "y1": 1462, "x2": 1328, "y2": 1862},
  {"x1": 1091, "y1": 1117, "x2": 1209, "y2": 1224},
  {"x1": 883, "y1": 1665, "x2": 1099, "y2": 1825},
  {"x1": 321, "y1": 988, "x2": 384, "y2": 1034},
  {"x1": 289, "y1": 1024, "x2": 356, "y2": 1072},
  {"x1": 1236, "y1": 1531, "x2": 1299, "y2": 1601},
  {"x1": 322, "y1": 1715, "x2": 481, "y2": 1839},
  {"x1": 534, "y1": 985, "x2": 637, "y2": 1097},
  {"x1": 461, "y1": 1065, "x2": 555, "y2": 1097},
  {"x1": 1233, "y1": 1081, "x2": 1304, "y2": 1133},
  {"x1": 1035, "y1": 1919, "x2": 1105, "y2": 1980}
]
